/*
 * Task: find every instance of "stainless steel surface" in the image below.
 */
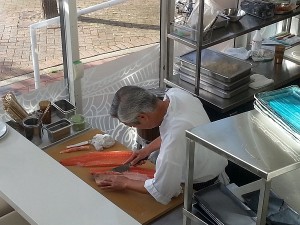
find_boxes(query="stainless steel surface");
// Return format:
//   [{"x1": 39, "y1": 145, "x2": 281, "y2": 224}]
[
  {"x1": 199, "y1": 80, "x2": 249, "y2": 99},
  {"x1": 44, "y1": 119, "x2": 72, "y2": 143},
  {"x1": 53, "y1": 99, "x2": 77, "y2": 119},
  {"x1": 186, "y1": 110, "x2": 300, "y2": 180},
  {"x1": 179, "y1": 49, "x2": 252, "y2": 83},
  {"x1": 185, "y1": 110, "x2": 300, "y2": 225},
  {"x1": 40, "y1": 122, "x2": 91, "y2": 150}
]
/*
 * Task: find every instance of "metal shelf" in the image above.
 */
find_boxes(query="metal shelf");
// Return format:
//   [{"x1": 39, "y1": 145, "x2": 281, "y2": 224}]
[{"x1": 168, "y1": 8, "x2": 300, "y2": 50}]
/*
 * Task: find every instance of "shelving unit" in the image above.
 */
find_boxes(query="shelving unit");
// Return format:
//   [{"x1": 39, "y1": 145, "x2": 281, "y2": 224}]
[
  {"x1": 160, "y1": 0, "x2": 300, "y2": 116},
  {"x1": 159, "y1": 1, "x2": 300, "y2": 225}
]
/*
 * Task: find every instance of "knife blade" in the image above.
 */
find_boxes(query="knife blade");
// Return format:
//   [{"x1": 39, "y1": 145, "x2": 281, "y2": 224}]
[
  {"x1": 112, "y1": 162, "x2": 131, "y2": 173},
  {"x1": 111, "y1": 157, "x2": 148, "y2": 173}
]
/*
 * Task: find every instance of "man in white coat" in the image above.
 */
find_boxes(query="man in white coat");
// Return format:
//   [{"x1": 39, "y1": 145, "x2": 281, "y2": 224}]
[{"x1": 98, "y1": 86, "x2": 228, "y2": 205}]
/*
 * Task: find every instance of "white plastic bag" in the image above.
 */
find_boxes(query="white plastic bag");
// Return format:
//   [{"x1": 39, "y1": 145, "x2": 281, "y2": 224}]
[{"x1": 187, "y1": 0, "x2": 223, "y2": 30}]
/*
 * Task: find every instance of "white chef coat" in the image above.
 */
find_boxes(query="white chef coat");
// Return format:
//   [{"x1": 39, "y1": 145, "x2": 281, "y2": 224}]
[{"x1": 144, "y1": 88, "x2": 228, "y2": 204}]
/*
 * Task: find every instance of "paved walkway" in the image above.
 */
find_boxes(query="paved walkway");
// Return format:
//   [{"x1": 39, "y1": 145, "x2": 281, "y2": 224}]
[{"x1": 0, "y1": 0, "x2": 160, "y2": 95}]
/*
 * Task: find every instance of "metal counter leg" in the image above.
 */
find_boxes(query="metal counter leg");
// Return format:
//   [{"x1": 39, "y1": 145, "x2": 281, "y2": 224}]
[
  {"x1": 256, "y1": 179, "x2": 271, "y2": 225},
  {"x1": 183, "y1": 138, "x2": 195, "y2": 225}
]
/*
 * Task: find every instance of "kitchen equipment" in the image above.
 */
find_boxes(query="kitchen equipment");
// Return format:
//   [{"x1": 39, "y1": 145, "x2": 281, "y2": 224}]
[
  {"x1": 193, "y1": 183, "x2": 256, "y2": 225},
  {"x1": 175, "y1": 62, "x2": 251, "y2": 91},
  {"x1": 112, "y1": 162, "x2": 131, "y2": 173},
  {"x1": 44, "y1": 119, "x2": 71, "y2": 143},
  {"x1": 22, "y1": 116, "x2": 42, "y2": 145},
  {"x1": 178, "y1": 49, "x2": 252, "y2": 83},
  {"x1": 199, "y1": 79, "x2": 250, "y2": 99},
  {"x1": 254, "y1": 85, "x2": 300, "y2": 141},
  {"x1": 112, "y1": 157, "x2": 148, "y2": 173},
  {"x1": 53, "y1": 99, "x2": 76, "y2": 119},
  {"x1": 221, "y1": 8, "x2": 246, "y2": 22},
  {"x1": 178, "y1": 70, "x2": 250, "y2": 92}
]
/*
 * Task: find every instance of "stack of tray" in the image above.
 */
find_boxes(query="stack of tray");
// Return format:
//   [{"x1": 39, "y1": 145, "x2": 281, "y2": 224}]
[
  {"x1": 254, "y1": 85, "x2": 300, "y2": 142},
  {"x1": 193, "y1": 183, "x2": 257, "y2": 225},
  {"x1": 176, "y1": 49, "x2": 252, "y2": 98}
]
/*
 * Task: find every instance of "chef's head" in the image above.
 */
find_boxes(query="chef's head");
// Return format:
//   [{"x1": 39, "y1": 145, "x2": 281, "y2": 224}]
[{"x1": 110, "y1": 86, "x2": 160, "y2": 129}]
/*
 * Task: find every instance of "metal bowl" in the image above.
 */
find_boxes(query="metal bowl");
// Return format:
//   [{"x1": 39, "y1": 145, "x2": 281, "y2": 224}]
[{"x1": 222, "y1": 8, "x2": 246, "y2": 22}]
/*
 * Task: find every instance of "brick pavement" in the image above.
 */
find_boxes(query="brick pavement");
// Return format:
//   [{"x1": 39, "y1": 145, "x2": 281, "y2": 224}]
[{"x1": 0, "y1": 0, "x2": 160, "y2": 94}]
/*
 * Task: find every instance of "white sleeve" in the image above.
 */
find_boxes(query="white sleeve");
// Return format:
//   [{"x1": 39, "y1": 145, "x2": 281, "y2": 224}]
[{"x1": 144, "y1": 128, "x2": 185, "y2": 205}]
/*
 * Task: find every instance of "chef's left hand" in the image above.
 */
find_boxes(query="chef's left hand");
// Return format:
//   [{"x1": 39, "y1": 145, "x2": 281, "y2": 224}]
[{"x1": 98, "y1": 175, "x2": 129, "y2": 191}]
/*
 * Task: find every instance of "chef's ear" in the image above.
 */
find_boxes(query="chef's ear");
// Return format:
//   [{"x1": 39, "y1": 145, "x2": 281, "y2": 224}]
[{"x1": 137, "y1": 113, "x2": 148, "y2": 122}]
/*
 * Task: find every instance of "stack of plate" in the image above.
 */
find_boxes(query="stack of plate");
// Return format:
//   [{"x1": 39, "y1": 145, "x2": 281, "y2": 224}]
[
  {"x1": 254, "y1": 85, "x2": 300, "y2": 141},
  {"x1": 176, "y1": 49, "x2": 252, "y2": 98}
]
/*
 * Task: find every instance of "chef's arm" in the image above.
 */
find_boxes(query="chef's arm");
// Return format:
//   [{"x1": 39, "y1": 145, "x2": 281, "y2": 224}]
[
  {"x1": 99, "y1": 176, "x2": 149, "y2": 194},
  {"x1": 130, "y1": 136, "x2": 161, "y2": 165},
  {"x1": 143, "y1": 136, "x2": 161, "y2": 155},
  {"x1": 126, "y1": 179, "x2": 148, "y2": 194}
]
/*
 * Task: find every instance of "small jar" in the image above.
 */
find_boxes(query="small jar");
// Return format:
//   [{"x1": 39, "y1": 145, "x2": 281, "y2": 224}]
[
  {"x1": 70, "y1": 114, "x2": 85, "y2": 131},
  {"x1": 39, "y1": 100, "x2": 51, "y2": 124}
]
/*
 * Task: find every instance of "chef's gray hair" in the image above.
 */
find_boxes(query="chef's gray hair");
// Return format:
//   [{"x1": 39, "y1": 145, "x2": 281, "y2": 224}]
[{"x1": 110, "y1": 86, "x2": 158, "y2": 125}]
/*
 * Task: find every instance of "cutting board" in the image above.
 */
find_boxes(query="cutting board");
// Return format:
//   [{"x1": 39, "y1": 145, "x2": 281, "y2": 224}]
[{"x1": 46, "y1": 129, "x2": 184, "y2": 225}]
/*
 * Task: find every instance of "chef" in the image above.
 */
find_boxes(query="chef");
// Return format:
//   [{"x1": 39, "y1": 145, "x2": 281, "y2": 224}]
[{"x1": 98, "y1": 85, "x2": 229, "y2": 204}]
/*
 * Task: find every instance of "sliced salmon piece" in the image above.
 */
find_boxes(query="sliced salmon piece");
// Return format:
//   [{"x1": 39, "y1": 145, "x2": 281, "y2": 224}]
[
  {"x1": 93, "y1": 171, "x2": 150, "y2": 184},
  {"x1": 60, "y1": 151, "x2": 132, "y2": 167},
  {"x1": 90, "y1": 167, "x2": 155, "y2": 178}
]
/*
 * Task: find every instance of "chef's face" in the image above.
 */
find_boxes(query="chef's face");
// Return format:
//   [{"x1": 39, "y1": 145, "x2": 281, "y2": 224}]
[{"x1": 122, "y1": 113, "x2": 157, "y2": 129}]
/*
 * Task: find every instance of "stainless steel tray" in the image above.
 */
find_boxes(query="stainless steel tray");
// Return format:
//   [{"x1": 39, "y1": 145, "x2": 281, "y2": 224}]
[
  {"x1": 175, "y1": 64, "x2": 251, "y2": 91},
  {"x1": 179, "y1": 72, "x2": 249, "y2": 98},
  {"x1": 254, "y1": 85, "x2": 300, "y2": 140},
  {"x1": 193, "y1": 183, "x2": 256, "y2": 225},
  {"x1": 178, "y1": 49, "x2": 252, "y2": 83},
  {"x1": 199, "y1": 80, "x2": 249, "y2": 99}
]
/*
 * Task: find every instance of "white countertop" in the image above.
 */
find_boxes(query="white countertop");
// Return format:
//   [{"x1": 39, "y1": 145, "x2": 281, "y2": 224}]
[{"x1": 0, "y1": 124, "x2": 141, "y2": 225}]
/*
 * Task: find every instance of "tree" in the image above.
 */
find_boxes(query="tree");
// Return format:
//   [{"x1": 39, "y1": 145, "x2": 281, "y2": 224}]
[{"x1": 41, "y1": 0, "x2": 59, "y2": 19}]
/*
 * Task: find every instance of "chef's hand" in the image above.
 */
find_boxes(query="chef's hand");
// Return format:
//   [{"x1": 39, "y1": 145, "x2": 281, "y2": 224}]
[
  {"x1": 124, "y1": 150, "x2": 148, "y2": 166},
  {"x1": 98, "y1": 176, "x2": 129, "y2": 191}
]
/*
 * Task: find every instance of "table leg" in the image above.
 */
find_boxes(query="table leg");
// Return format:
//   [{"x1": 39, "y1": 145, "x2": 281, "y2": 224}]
[
  {"x1": 256, "y1": 179, "x2": 271, "y2": 225},
  {"x1": 183, "y1": 138, "x2": 195, "y2": 225}
]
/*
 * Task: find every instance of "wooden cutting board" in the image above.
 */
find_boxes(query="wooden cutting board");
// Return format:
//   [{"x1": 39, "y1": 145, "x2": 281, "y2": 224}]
[{"x1": 46, "y1": 128, "x2": 184, "y2": 225}]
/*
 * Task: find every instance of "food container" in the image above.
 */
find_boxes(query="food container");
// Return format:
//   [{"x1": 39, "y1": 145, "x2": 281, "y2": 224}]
[
  {"x1": 178, "y1": 49, "x2": 252, "y2": 83},
  {"x1": 22, "y1": 116, "x2": 42, "y2": 145},
  {"x1": 44, "y1": 119, "x2": 71, "y2": 143},
  {"x1": 70, "y1": 114, "x2": 85, "y2": 132},
  {"x1": 53, "y1": 99, "x2": 76, "y2": 119}
]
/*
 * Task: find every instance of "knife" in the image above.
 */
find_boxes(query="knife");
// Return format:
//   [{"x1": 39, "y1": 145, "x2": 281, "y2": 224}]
[{"x1": 112, "y1": 157, "x2": 148, "y2": 173}]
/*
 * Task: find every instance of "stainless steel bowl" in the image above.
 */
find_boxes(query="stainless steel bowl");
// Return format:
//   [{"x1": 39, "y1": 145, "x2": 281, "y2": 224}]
[{"x1": 222, "y1": 8, "x2": 246, "y2": 22}]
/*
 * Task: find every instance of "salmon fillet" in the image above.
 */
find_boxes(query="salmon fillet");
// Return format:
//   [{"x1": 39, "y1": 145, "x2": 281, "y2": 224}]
[{"x1": 60, "y1": 151, "x2": 132, "y2": 167}]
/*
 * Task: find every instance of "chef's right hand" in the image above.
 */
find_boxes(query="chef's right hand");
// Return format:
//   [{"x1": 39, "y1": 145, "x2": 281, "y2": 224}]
[{"x1": 125, "y1": 150, "x2": 148, "y2": 166}]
